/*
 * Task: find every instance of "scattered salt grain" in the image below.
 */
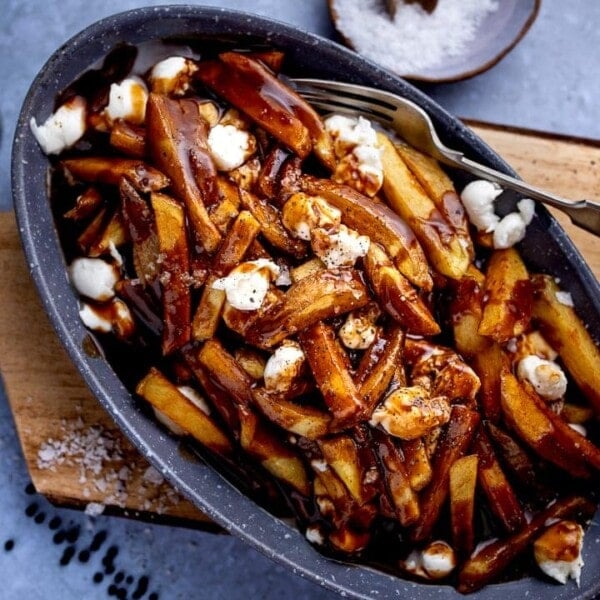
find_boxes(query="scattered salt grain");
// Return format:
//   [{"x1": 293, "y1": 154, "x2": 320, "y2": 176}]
[
  {"x1": 84, "y1": 502, "x2": 106, "y2": 517},
  {"x1": 331, "y1": 0, "x2": 499, "y2": 75}
]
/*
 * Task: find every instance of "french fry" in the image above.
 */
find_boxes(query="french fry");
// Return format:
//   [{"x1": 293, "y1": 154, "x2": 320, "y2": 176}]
[
  {"x1": 290, "y1": 257, "x2": 324, "y2": 283},
  {"x1": 109, "y1": 120, "x2": 146, "y2": 157},
  {"x1": 151, "y1": 192, "x2": 191, "y2": 354},
  {"x1": 191, "y1": 275, "x2": 226, "y2": 342},
  {"x1": 500, "y1": 371, "x2": 598, "y2": 478},
  {"x1": 76, "y1": 207, "x2": 107, "y2": 253},
  {"x1": 209, "y1": 176, "x2": 241, "y2": 234},
  {"x1": 300, "y1": 322, "x2": 365, "y2": 428},
  {"x1": 449, "y1": 454, "x2": 478, "y2": 556},
  {"x1": 532, "y1": 274, "x2": 600, "y2": 415},
  {"x1": 234, "y1": 348, "x2": 266, "y2": 380},
  {"x1": 88, "y1": 210, "x2": 128, "y2": 257},
  {"x1": 410, "y1": 405, "x2": 479, "y2": 542},
  {"x1": 251, "y1": 387, "x2": 331, "y2": 439},
  {"x1": 222, "y1": 288, "x2": 284, "y2": 339},
  {"x1": 473, "y1": 429, "x2": 525, "y2": 533},
  {"x1": 63, "y1": 186, "x2": 103, "y2": 221},
  {"x1": 449, "y1": 274, "x2": 490, "y2": 357},
  {"x1": 318, "y1": 435, "x2": 372, "y2": 504},
  {"x1": 364, "y1": 243, "x2": 440, "y2": 335},
  {"x1": 248, "y1": 269, "x2": 370, "y2": 349},
  {"x1": 355, "y1": 324, "x2": 405, "y2": 412},
  {"x1": 197, "y1": 339, "x2": 254, "y2": 408},
  {"x1": 183, "y1": 347, "x2": 240, "y2": 435},
  {"x1": 239, "y1": 189, "x2": 307, "y2": 258},
  {"x1": 371, "y1": 428, "x2": 420, "y2": 526},
  {"x1": 301, "y1": 176, "x2": 433, "y2": 290},
  {"x1": 394, "y1": 143, "x2": 473, "y2": 258},
  {"x1": 257, "y1": 145, "x2": 292, "y2": 200},
  {"x1": 238, "y1": 406, "x2": 310, "y2": 496},
  {"x1": 378, "y1": 132, "x2": 471, "y2": 279},
  {"x1": 196, "y1": 56, "x2": 312, "y2": 159},
  {"x1": 211, "y1": 210, "x2": 261, "y2": 275},
  {"x1": 62, "y1": 157, "x2": 169, "y2": 193},
  {"x1": 217, "y1": 52, "x2": 336, "y2": 170},
  {"x1": 119, "y1": 178, "x2": 159, "y2": 284},
  {"x1": 478, "y1": 248, "x2": 532, "y2": 343},
  {"x1": 471, "y1": 343, "x2": 510, "y2": 423},
  {"x1": 457, "y1": 495, "x2": 596, "y2": 593},
  {"x1": 400, "y1": 438, "x2": 432, "y2": 491},
  {"x1": 136, "y1": 367, "x2": 232, "y2": 454},
  {"x1": 146, "y1": 94, "x2": 222, "y2": 252}
]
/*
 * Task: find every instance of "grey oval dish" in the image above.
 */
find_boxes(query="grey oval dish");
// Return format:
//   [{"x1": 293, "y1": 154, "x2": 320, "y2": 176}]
[{"x1": 11, "y1": 6, "x2": 600, "y2": 599}]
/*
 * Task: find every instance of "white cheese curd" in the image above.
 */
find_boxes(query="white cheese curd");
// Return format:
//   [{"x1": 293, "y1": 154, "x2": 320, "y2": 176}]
[
  {"x1": 517, "y1": 198, "x2": 536, "y2": 224},
  {"x1": 339, "y1": 310, "x2": 377, "y2": 350},
  {"x1": 207, "y1": 124, "x2": 255, "y2": 171},
  {"x1": 177, "y1": 385, "x2": 211, "y2": 415},
  {"x1": 517, "y1": 355, "x2": 568, "y2": 400},
  {"x1": 370, "y1": 385, "x2": 451, "y2": 440},
  {"x1": 30, "y1": 96, "x2": 87, "y2": 155},
  {"x1": 421, "y1": 541, "x2": 457, "y2": 579},
  {"x1": 212, "y1": 259, "x2": 280, "y2": 311},
  {"x1": 493, "y1": 212, "x2": 527, "y2": 249},
  {"x1": 148, "y1": 56, "x2": 197, "y2": 96},
  {"x1": 353, "y1": 144, "x2": 383, "y2": 178},
  {"x1": 69, "y1": 257, "x2": 119, "y2": 301},
  {"x1": 78, "y1": 303, "x2": 112, "y2": 333},
  {"x1": 263, "y1": 341, "x2": 306, "y2": 393},
  {"x1": 305, "y1": 525, "x2": 325, "y2": 545},
  {"x1": 460, "y1": 179, "x2": 502, "y2": 232},
  {"x1": 281, "y1": 193, "x2": 342, "y2": 241},
  {"x1": 534, "y1": 521, "x2": 584, "y2": 585},
  {"x1": 316, "y1": 225, "x2": 370, "y2": 269},
  {"x1": 324, "y1": 114, "x2": 378, "y2": 156},
  {"x1": 104, "y1": 77, "x2": 148, "y2": 125},
  {"x1": 555, "y1": 290, "x2": 575, "y2": 307}
]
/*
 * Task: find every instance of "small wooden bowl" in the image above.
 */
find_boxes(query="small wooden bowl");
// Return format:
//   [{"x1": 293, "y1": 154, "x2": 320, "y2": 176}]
[{"x1": 329, "y1": 0, "x2": 541, "y2": 82}]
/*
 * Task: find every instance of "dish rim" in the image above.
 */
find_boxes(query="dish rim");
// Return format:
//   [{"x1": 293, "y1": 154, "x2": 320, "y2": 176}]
[{"x1": 10, "y1": 5, "x2": 600, "y2": 599}]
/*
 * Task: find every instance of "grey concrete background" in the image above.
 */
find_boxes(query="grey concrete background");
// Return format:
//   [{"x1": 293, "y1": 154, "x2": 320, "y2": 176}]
[{"x1": 0, "y1": 1, "x2": 599, "y2": 598}]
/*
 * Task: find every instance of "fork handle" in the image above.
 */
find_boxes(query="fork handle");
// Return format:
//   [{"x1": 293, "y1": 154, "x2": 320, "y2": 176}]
[{"x1": 455, "y1": 155, "x2": 600, "y2": 237}]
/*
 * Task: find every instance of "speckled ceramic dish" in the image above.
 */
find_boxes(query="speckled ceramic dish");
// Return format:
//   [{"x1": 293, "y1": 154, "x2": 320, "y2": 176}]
[
  {"x1": 329, "y1": 0, "x2": 541, "y2": 82},
  {"x1": 11, "y1": 6, "x2": 600, "y2": 599}
]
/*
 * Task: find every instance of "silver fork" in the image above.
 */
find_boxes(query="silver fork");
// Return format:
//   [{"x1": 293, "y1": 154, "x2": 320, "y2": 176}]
[{"x1": 293, "y1": 78, "x2": 600, "y2": 237}]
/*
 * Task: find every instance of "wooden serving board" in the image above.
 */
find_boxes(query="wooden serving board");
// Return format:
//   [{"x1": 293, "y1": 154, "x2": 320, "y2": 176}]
[{"x1": 1, "y1": 122, "x2": 600, "y2": 524}]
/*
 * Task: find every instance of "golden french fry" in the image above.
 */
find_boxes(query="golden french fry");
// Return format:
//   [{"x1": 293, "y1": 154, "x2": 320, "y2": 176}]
[
  {"x1": 500, "y1": 371, "x2": 597, "y2": 478},
  {"x1": 191, "y1": 275, "x2": 226, "y2": 342},
  {"x1": 88, "y1": 210, "x2": 128, "y2": 257},
  {"x1": 290, "y1": 257, "x2": 325, "y2": 283},
  {"x1": 378, "y1": 132, "x2": 470, "y2": 279},
  {"x1": 251, "y1": 387, "x2": 331, "y2": 439},
  {"x1": 119, "y1": 178, "x2": 159, "y2": 284},
  {"x1": 449, "y1": 454, "x2": 478, "y2": 556},
  {"x1": 478, "y1": 248, "x2": 532, "y2": 343},
  {"x1": 248, "y1": 269, "x2": 370, "y2": 349},
  {"x1": 197, "y1": 339, "x2": 254, "y2": 408},
  {"x1": 355, "y1": 324, "x2": 404, "y2": 413},
  {"x1": 364, "y1": 243, "x2": 440, "y2": 335},
  {"x1": 197, "y1": 55, "x2": 312, "y2": 159},
  {"x1": 371, "y1": 428, "x2": 420, "y2": 526},
  {"x1": 532, "y1": 274, "x2": 600, "y2": 415},
  {"x1": 301, "y1": 175, "x2": 433, "y2": 290},
  {"x1": 136, "y1": 367, "x2": 231, "y2": 454},
  {"x1": 457, "y1": 495, "x2": 596, "y2": 594},
  {"x1": 300, "y1": 322, "x2": 365, "y2": 428},
  {"x1": 395, "y1": 143, "x2": 474, "y2": 258},
  {"x1": 410, "y1": 405, "x2": 479, "y2": 542},
  {"x1": 473, "y1": 429, "x2": 525, "y2": 533},
  {"x1": 238, "y1": 406, "x2": 310, "y2": 496},
  {"x1": 62, "y1": 157, "x2": 169, "y2": 193},
  {"x1": 64, "y1": 186, "x2": 103, "y2": 221},
  {"x1": 109, "y1": 120, "x2": 146, "y2": 158},
  {"x1": 151, "y1": 192, "x2": 191, "y2": 354},
  {"x1": 211, "y1": 210, "x2": 261, "y2": 275},
  {"x1": 146, "y1": 94, "x2": 222, "y2": 252},
  {"x1": 400, "y1": 438, "x2": 432, "y2": 491}
]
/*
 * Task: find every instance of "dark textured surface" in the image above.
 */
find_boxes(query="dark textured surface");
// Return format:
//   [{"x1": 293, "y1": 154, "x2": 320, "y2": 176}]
[{"x1": 2, "y1": 2, "x2": 600, "y2": 600}]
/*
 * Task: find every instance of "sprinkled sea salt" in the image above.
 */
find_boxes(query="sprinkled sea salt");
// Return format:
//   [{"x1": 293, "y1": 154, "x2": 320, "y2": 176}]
[{"x1": 331, "y1": 0, "x2": 499, "y2": 75}]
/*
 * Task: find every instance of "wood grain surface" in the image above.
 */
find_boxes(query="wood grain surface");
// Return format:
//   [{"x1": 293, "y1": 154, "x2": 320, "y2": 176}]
[{"x1": 1, "y1": 122, "x2": 599, "y2": 523}]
